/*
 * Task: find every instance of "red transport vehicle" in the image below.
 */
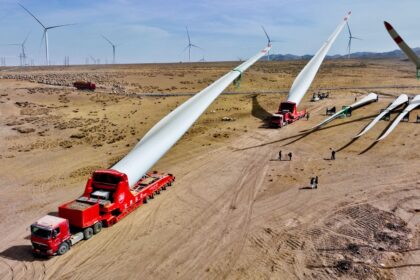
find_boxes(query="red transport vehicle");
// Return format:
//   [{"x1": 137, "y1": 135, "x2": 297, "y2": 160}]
[
  {"x1": 31, "y1": 169, "x2": 174, "y2": 256},
  {"x1": 270, "y1": 101, "x2": 306, "y2": 128},
  {"x1": 73, "y1": 81, "x2": 96, "y2": 91}
]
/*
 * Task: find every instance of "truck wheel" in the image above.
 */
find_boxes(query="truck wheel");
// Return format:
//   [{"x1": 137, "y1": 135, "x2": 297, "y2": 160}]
[
  {"x1": 143, "y1": 197, "x2": 148, "y2": 204},
  {"x1": 162, "y1": 184, "x2": 167, "y2": 190},
  {"x1": 83, "y1": 227, "x2": 94, "y2": 240},
  {"x1": 57, "y1": 242, "x2": 69, "y2": 255},
  {"x1": 156, "y1": 189, "x2": 161, "y2": 195},
  {"x1": 93, "y1": 222, "x2": 102, "y2": 234},
  {"x1": 150, "y1": 193, "x2": 154, "y2": 199}
]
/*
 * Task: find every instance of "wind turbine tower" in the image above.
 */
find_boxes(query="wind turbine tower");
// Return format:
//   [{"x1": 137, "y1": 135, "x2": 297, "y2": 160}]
[
  {"x1": 18, "y1": 3, "x2": 74, "y2": 66},
  {"x1": 102, "y1": 35, "x2": 117, "y2": 64}
]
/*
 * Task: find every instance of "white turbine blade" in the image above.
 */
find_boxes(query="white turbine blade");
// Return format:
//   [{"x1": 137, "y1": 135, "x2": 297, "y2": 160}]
[
  {"x1": 346, "y1": 22, "x2": 352, "y2": 37},
  {"x1": 311, "y1": 92, "x2": 377, "y2": 130},
  {"x1": 286, "y1": 11, "x2": 351, "y2": 106},
  {"x1": 190, "y1": 44, "x2": 203, "y2": 50},
  {"x1": 261, "y1": 25, "x2": 271, "y2": 43},
  {"x1": 355, "y1": 94, "x2": 408, "y2": 138},
  {"x1": 101, "y1": 34, "x2": 114, "y2": 46},
  {"x1": 112, "y1": 44, "x2": 272, "y2": 186},
  {"x1": 23, "y1": 32, "x2": 30, "y2": 45},
  {"x1": 377, "y1": 95, "x2": 420, "y2": 141},
  {"x1": 186, "y1": 26, "x2": 191, "y2": 44},
  {"x1": 47, "y1": 23, "x2": 76, "y2": 30},
  {"x1": 18, "y1": 3, "x2": 46, "y2": 28},
  {"x1": 384, "y1": 21, "x2": 420, "y2": 67}
]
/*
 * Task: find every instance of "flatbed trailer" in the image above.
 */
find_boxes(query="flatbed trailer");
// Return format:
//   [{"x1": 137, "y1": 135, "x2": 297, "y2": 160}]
[{"x1": 31, "y1": 169, "x2": 174, "y2": 256}]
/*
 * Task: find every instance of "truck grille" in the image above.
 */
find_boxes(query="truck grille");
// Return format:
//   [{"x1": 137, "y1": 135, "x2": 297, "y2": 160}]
[{"x1": 32, "y1": 242, "x2": 48, "y2": 251}]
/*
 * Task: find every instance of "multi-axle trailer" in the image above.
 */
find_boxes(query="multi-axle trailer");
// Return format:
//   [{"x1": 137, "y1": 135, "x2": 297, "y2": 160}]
[{"x1": 31, "y1": 169, "x2": 174, "y2": 256}]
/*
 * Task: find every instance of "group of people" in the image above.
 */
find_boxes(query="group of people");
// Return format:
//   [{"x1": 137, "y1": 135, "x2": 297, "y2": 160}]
[{"x1": 278, "y1": 151, "x2": 292, "y2": 161}]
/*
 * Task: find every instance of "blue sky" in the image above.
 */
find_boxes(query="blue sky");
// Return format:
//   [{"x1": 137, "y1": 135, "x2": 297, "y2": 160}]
[{"x1": 0, "y1": 0, "x2": 419, "y2": 65}]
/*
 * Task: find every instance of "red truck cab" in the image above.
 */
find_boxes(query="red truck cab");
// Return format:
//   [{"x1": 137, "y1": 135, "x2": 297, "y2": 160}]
[
  {"x1": 270, "y1": 101, "x2": 306, "y2": 128},
  {"x1": 31, "y1": 215, "x2": 72, "y2": 256},
  {"x1": 73, "y1": 81, "x2": 96, "y2": 91}
]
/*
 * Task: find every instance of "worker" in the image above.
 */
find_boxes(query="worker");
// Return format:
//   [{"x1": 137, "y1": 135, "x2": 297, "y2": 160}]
[
  {"x1": 310, "y1": 177, "x2": 315, "y2": 189},
  {"x1": 331, "y1": 150, "x2": 336, "y2": 160},
  {"x1": 288, "y1": 152, "x2": 292, "y2": 161},
  {"x1": 278, "y1": 150, "x2": 282, "y2": 160},
  {"x1": 315, "y1": 176, "x2": 318, "y2": 189},
  {"x1": 306, "y1": 112, "x2": 310, "y2": 120}
]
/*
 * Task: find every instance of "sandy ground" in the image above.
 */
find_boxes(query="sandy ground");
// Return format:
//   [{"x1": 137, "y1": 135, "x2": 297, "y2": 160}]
[{"x1": 0, "y1": 59, "x2": 419, "y2": 279}]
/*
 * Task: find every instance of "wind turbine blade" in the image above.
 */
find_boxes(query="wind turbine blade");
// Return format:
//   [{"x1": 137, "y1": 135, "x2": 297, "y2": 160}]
[
  {"x1": 47, "y1": 23, "x2": 76, "y2": 29},
  {"x1": 376, "y1": 95, "x2": 420, "y2": 141},
  {"x1": 186, "y1": 26, "x2": 191, "y2": 44},
  {"x1": 355, "y1": 94, "x2": 408, "y2": 138},
  {"x1": 311, "y1": 93, "x2": 377, "y2": 130},
  {"x1": 23, "y1": 32, "x2": 31, "y2": 45},
  {"x1": 286, "y1": 11, "x2": 351, "y2": 106},
  {"x1": 40, "y1": 30, "x2": 46, "y2": 48},
  {"x1": 101, "y1": 34, "x2": 114, "y2": 46},
  {"x1": 384, "y1": 21, "x2": 420, "y2": 67},
  {"x1": 346, "y1": 22, "x2": 352, "y2": 37},
  {"x1": 190, "y1": 44, "x2": 203, "y2": 50},
  {"x1": 182, "y1": 45, "x2": 190, "y2": 52},
  {"x1": 18, "y1": 3, "x2": 46, "y2": 29},
  {"x1": 261, "y1": 25, "x2": 271, "y2": 42},
  {"x1": 353, "y1": 37, "x2": 362, "y2": 40},
  {"x1": 111, "y1": 44, "x2": 272, "y2": 187}
]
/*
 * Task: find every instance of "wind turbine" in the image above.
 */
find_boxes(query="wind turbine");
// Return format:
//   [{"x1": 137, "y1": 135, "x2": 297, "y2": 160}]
[
  {"x1": 261, "y1": 26, "x2": 280, "y2": 61},
  {"x1": 346, "y1": 22, "x2": 362, "y2": 58},
  {"x1": 101, "y1": 35, "x2": 117, "y2": 64},
  {"x1": 3, "y1": 33, "x2": 30, "y2": 66},
  {"x1": 183, "y1": 26, "x2": 202, "y2": 62},
  {"x1": 18, "y1": 3, "x2": 74, "y2": 66}
]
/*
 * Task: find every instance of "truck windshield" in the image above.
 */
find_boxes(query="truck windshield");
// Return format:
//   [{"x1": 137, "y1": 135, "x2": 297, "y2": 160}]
[{"x1": 31, "y1": 225, "x2": 52, "y2": 239}]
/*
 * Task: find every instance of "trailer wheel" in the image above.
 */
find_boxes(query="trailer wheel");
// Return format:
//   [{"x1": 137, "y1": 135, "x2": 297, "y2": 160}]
[
  {"x1": 57, "y1": 242, "x2": 69, "y2": 255},
  {"x1": 143, "y1": 197, "x2": 149, "y2": 204},
  {"x1": 162, "y1": 185, "x2": 167, "y2": 190},
  {"x1": 156, "y1": 189, "x2": 161, "y2": 195},
  {"x1": 83, "y1": 227, "x2": 94, "y2": 240},
  {"x1": 150, "y1": 193, "x2": 154, "y2": 199},
  {"x1": 93, "y1": 222, "x2": 102, "y2": 234}
]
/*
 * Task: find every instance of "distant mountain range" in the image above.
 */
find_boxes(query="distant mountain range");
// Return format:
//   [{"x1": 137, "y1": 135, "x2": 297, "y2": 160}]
[{"x1": 266, "y1": 47, "x2": 420, "y2": 61}]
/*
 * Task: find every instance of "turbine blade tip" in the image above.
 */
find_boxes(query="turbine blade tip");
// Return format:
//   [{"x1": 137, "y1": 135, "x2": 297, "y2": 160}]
[{"x1": 384, "y1": 21, "x2": 393, "y2": 31}]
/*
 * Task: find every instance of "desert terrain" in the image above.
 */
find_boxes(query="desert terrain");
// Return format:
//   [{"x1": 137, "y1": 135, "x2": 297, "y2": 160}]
[{"x1": 0, "y1": 58, "x2": 419, "y2": 279}]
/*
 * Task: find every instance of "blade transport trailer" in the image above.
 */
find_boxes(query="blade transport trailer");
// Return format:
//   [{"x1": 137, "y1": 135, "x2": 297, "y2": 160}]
[
  {"x1": 270, "y1": 11, "x2": 351, "y2": 128},
  {"x1": 31, "y1": 169, "x2": 174, "y2": 256},
  {"x1": 30, "y1": 43, "x2": 271, "y2": 257}
]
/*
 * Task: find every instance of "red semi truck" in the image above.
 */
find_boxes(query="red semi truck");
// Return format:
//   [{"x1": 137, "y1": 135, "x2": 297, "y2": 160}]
[
  {"x1": 31, "y1": 169, "x2": 174, "y2": 256},
  {"x1": 73, "y1": 81, "x2": 96, "y2": 91},
  {"x1": 270, "y1": 101, "x2": 306, "y2": 128}
]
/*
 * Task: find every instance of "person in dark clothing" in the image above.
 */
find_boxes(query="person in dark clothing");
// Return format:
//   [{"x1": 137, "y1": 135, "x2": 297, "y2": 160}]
[
  {"x1": 278, "y1": 150, "x2": 282, "y2": 160},
  {"x1": 288, "y1": 152, "x2": 292, "y2": 161},
  {"x1": 331, "y1": 150, "x2": 336, "y2": 160},
  {"x1": 306, "y1": 112, "x2": 310, "y2": 120}
]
